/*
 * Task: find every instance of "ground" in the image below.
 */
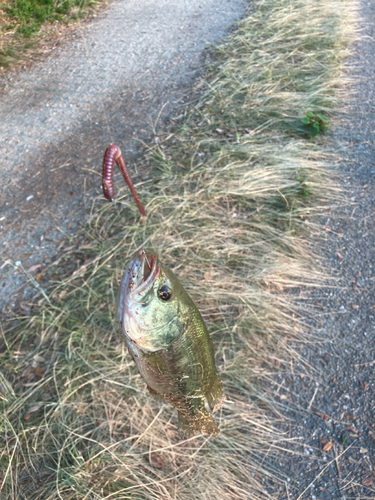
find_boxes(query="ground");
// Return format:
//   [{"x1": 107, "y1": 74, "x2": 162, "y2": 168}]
[{"x1": 0, "y1": 0, "x2": 374, "y2": 499}]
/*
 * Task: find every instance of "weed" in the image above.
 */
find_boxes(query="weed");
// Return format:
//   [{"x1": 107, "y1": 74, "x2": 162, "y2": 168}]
[{"x1": 301, "y1": 111, "x2": 330, "y2": 138}]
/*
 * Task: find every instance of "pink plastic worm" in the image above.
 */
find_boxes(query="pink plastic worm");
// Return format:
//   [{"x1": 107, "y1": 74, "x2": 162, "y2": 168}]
[{"x1": 102, "y1": 144, "x2": 146, "y2": 217}]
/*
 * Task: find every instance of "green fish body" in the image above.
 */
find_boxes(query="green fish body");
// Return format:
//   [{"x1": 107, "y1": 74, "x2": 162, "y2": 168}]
[{"x1": 117, "y1": 250, "x2": 224, "y2": 435}]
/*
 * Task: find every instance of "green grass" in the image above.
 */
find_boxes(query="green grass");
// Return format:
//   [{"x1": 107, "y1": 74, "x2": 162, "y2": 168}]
[
  {"x1": 2, "y1": 0, "x2": 97, "y2": 36},
  {"x1": 0, "y1": 0, "x2": 101, "y2": 66},
  {"x1": 0, "y1": 0, "x2": 354, "y2": 498}
]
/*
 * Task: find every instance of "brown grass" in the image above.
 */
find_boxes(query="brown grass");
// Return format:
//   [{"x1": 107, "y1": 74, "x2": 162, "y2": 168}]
[{"x1": 0, "y1": 0, "x2": 355, "y2": 498}]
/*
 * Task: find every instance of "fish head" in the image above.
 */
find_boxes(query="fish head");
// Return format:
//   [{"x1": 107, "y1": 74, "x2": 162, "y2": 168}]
[{"x1": 117, "y1": 250, "x2": 187, "y2": 352}]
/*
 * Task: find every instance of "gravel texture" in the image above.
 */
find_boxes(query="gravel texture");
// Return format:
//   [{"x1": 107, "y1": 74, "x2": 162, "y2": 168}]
[
  {"x1": 0, "y1": 0, "x2": 248, "y2": 312},
  {"x1": 269, "y1": 1, "x2": 375, "y2": 498}
]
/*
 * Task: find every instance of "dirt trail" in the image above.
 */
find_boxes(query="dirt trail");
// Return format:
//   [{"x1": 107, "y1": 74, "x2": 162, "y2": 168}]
[{"x1": 0, "y1": 0, "x2": 248, "y2": 312}]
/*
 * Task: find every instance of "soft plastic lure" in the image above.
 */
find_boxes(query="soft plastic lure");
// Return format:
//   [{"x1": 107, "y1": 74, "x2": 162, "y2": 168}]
[{"x1": 102, "y1": 144, "x2": 146, "y2": 216}]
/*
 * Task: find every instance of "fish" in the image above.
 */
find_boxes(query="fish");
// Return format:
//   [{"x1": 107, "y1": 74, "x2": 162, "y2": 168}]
[{"x1": 117, "y1": 249, "x2": 225, "y2": 435}]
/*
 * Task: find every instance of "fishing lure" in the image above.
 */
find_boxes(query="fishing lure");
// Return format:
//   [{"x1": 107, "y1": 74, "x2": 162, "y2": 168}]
[{"x1": 102, "y1": 144, "x2": 146, "y2": 216}]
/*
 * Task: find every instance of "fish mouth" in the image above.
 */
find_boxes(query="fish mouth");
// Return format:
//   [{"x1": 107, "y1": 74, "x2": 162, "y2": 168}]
[
  {"x1": 128, "y1": 250, "x2": 159, "y2": 298},
  {"x1": 118, "y1": 250, "x2": 158, "y2": 323}
]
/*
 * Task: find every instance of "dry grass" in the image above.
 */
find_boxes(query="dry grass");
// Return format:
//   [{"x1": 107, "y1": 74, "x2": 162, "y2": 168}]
[{"x1": 0, "y1": 0, "x2": 355, "y2": 498}]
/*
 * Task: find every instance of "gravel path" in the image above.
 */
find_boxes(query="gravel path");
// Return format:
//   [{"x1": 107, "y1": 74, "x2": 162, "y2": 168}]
[
  {"x1": 0, "y1": 0, "x2": 248, "y2": 312},
  {"x1": 271, "y1": 1, "x2": 375, "y2": 498}
]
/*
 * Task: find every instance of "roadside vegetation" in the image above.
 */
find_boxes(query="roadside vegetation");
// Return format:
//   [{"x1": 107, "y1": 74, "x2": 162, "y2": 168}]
[
  {"x1": 0, "y1": 0, "x2": 101, "y2": 66},
  {"x1": 0, "y1": 0, "x2": 354, "y2": 498}
]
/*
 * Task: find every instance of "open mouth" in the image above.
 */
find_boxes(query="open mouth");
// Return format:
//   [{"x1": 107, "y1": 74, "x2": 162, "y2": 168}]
[
  {"x1": 142, "y1": 251, "x2": 154, "y2": 282},
  {"x1": 118, "y1": 250, "x2": 158, "y2": 322},
  {"x1": 131, "y1": 250, "x2": 159, "y2": 296}
]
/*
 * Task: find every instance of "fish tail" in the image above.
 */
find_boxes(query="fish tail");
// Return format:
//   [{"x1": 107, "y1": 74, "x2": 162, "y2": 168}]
[{"x1": 178, "y1": 407, "x2": 220, "y2": 436}]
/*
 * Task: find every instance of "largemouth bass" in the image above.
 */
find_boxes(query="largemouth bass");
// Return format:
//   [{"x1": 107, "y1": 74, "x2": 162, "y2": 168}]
[{"x1": 117, "y1": 250, "x2": 225, "y2": 435}]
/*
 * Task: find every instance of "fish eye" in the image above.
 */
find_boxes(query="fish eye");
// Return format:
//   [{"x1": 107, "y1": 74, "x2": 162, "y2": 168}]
[{"x1": 158, "y1": 284, "x2": 172, "y2": 301}]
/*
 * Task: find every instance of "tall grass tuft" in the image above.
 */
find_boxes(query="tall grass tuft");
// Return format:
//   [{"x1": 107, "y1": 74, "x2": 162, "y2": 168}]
[{"x1": 0, "y1": 0, "x2": 355, "y2": 498}]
